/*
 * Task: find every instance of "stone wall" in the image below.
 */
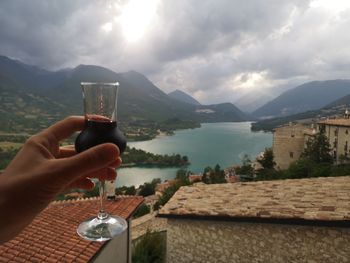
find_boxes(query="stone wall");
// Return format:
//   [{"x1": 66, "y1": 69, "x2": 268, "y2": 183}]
[
  {"x1": 166, "y1": 218, "x2": 350, "y2": 263},
  {"x1": 132, "y1": 212, "x2": 167, "y2": 240},
  {"x1": 273, "y1": 124, "x2": 306, "y2": 170}
]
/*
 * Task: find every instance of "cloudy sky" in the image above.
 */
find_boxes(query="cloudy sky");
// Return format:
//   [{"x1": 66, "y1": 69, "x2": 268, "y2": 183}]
[{"x1": 1, "y1": 0, "x2": 350, "y2": 110}]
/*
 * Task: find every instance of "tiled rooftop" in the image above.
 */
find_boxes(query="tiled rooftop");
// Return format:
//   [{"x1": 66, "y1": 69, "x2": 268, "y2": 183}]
[
  {"x1": 159, "y1": 176, "x2": 350, "y2": 222},
  {"x1": 0, "y1": 196, "x2": 143, "y2": 263},
  {"x1": 318, "y1": 118, "x2": 350, "y2": 127}
]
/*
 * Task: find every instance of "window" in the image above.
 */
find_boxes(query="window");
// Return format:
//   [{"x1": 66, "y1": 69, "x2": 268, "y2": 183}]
[
  {"x1": 289, "y1": 152, "x2": 294, "y2": 158},
  {"x1": 345, "y1": 141, "x2": 348, "y2": 152},
  {"x1": 346, "y1": 129, "x2": 349, "y2": 135},
  {"x1": 334, "y1": 128, "x2": 338, "y2": 136},
  {"x1": 319, "y1": 124, "x2": 325, "y2": 134}
]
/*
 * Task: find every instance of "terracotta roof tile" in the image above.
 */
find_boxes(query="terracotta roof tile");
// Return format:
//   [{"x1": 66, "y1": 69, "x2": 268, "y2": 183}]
[
  {"x1": 159, "y1": 176, "x2": 350, "y2": 222},
  {"x1": 45, "y1": 258, "x2": 59, "y2": 263},
  {"x1": 0, "y1": 196, "x2": 143, "y2": 262}
]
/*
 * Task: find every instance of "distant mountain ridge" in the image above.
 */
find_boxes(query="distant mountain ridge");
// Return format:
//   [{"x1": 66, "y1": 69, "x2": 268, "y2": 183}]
[
  {"x1": 326, "y1": 94, "x2": 350, "y2": 108},
  {"x1": 168, "y1": 89, "x2": 201, "y2": 105},
  {"x1": 253, "y1": 80, "x2": 350, "y2": 118},
  {"x1": 251, "y1": 92, "x2": 350, "y2": 131},
  {"x1": 0, "y1": 55, "x2": 248, "y2": 133}
]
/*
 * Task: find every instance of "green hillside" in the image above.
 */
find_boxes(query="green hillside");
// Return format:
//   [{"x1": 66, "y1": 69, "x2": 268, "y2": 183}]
[
  {"x1": 0, "y1": 73, "x2": 68, "y2": 134},
  {"x1": 168, "y1": 89, "x2": 201, "y2": 105},
  {"x1": 0, "y1": 56, "x2": 248, "y2": 140}
]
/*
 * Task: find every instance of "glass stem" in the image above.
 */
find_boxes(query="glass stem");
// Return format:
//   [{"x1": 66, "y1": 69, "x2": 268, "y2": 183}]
[{"x1": 98, "y1": 180, "x2": 108, "y2": 220}]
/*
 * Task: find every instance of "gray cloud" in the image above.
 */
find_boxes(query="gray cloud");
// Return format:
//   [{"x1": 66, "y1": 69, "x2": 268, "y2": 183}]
[{"x1": 1, "y1": 0, "x2": 349, "y2": 110}]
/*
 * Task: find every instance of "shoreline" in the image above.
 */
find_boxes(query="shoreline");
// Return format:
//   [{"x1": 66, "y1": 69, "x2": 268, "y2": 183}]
[
  {"x1": 121, "y1": 162, "x2": 190, "y2": 168},
  {"x1": 155, "y1": 129, "x2": 171, "y2": 139},
  {"x1": 128, "y1": 121, "x2": 271, "y2": 143}
]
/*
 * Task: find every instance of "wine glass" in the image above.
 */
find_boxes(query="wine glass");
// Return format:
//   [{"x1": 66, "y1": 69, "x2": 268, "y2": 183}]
[{"x1": 75, "y1": 82, "x2": 127, "y2": 242}]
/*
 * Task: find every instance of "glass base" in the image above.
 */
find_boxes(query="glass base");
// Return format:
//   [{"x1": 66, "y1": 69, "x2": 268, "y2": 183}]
[{"x1": 77, "y1": 215, "x2": 128, "y2": 242}]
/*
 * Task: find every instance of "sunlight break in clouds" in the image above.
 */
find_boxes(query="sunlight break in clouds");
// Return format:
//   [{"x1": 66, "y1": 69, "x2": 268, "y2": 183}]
[
  {"x1": 310, "y1": 0, "x2": 350, "y2": 12},
  {"x1": 1, "y1": 0, "x2": 350, "y2": 111},
  {"x1": 119, "y1": 0, "x2": 159, "y2": 42},
  {"x1": 101, "y1": 22, "x2": 113, "y2": 33}
]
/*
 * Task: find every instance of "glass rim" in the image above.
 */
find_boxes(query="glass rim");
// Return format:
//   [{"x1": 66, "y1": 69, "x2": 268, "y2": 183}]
[{"x1": 81, "y1": 82, "x2": 119, "y2": 86}]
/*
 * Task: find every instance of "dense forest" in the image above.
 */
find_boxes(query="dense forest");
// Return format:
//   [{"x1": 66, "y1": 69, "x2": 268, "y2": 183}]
[{"x1": 122, "y1": 147, "x2": 189, "y2": 167}]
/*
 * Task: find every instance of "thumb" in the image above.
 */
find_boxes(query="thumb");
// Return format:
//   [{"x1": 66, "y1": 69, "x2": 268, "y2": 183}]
[{"x1": 54, "y1": 143, "x2": 120, "y2": 183}]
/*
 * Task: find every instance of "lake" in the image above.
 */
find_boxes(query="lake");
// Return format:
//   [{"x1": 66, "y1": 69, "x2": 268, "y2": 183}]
[{"x1": 116, "y1": 122, "x2": 272, "y2": 187}]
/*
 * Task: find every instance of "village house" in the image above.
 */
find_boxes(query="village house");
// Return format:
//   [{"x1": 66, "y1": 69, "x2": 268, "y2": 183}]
[
  {"x1": 155, "y1": 179, "x2": 177, "y2": 196},
  {"x1": 273, "y1": 123, "x2": 315, "y2": 170},
  {"x1": 318, "y1": 116, "x2": 350, "y2": 164},
  {"x1": 273, "y1": 111, "x2": 350, "y2": 170},
  {"x1": 188, "y1": 174, "x2": 203, "y2": 183},
  {"x1": 158, "y1": 176, "x2": 350, "y2": 263},
  {"x1": 0, "y1": 197, "x2": 143, "y2": 263}
]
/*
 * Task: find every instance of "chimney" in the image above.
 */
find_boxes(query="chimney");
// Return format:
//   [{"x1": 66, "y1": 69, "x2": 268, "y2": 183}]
[{"x1": 106, "y1": 180, "x2": 116, "y2": 199}]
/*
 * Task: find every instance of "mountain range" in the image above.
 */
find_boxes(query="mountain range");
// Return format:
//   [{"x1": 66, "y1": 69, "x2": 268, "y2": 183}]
[
  {"x1": 251, "y1": 92, "x2": 350, "y2": 131},
  {"x1": 252, "y1": 80, "x2": 350, "y2": 118},
  {"x1": 2, "y1": 54, "x2": 350, "y2": 135},
  {"x1": 0, "y1": 55, "x2": 248, "y2": 134}
]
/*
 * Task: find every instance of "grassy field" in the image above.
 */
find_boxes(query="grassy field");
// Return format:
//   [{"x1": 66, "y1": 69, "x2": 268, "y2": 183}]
[{"x1": 0, "y1": 141, "x2": 23, "y2": 150}]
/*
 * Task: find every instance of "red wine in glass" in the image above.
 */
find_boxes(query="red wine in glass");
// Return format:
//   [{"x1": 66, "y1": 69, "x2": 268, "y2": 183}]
[
  {"x1": 76, "y1": 82, "x2": 128, "y2": 242},
  {"x1": 75, "y1": 119, "x2": 127, "y2": 154}
]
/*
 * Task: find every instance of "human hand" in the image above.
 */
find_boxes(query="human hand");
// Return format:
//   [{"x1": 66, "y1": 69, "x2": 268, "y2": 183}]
[{"x1": 0, "y1": 116, "x2": 121, "y2": 243}]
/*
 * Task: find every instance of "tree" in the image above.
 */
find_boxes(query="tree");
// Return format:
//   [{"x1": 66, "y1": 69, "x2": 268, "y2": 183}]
[
  {"x1": 283, "y1": 159, "x2": 312, "y2": 179},
  {"x1": 214, "y1": 164, "x2": 221, "y2": 173},
  {"x1": 258, "y1": 148, "x2": 275, "y2": 169},
  {"x1": 235, "y1": 154, "x2": 254, "y2": 176},
  {"x1": 201, "y1": 165, "x2": 226, "y2": 184},
  {"x1": 212, "y1": 164, "x2": 226, "y2": 184},
  {"x1": 175, "y1": 169, "x2": 190, "y2": 185},
  {"x1": 202, "y1": 166, "x2": 213, "y2": 184},
  {"x1": 338, "y1": 154, "x2": 349, "y2": 165},
  {"x1": 301, "y1": 133, "x2": 333, "y2": 164},
  {"x1": 153, "y1": 184, "x2": 180, "y2": 210},
  {"x1": 139, "y1": 178, "x2": 161, "y2": 197},
  {"x1": 133, "y1": 203, "x2": 151, "y2": 218},
  {"x1": 115, "y1": 185, "x2": 136, "y2": 196},
  {"x1": 125, "y1": 186, "x2": 136, "y2": 195},
  {"x1": 132, "y1": 231, "x2": 166, "y2": 263}
]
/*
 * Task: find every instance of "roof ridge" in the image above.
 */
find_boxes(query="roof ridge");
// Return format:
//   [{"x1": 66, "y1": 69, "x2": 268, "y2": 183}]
[
  {"x1": 51, "y1": 195, "x2": 144, "y2": 206},
  {"x1": 51, "y1": 196, "x2": 99, "y2": 205},
  {"x1": 159, "y1": 176, "x2": 350, "y2": 222}
]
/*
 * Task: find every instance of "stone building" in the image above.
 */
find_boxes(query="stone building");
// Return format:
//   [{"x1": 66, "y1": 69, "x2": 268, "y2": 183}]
[
  {"x1": 273, "y1": 123, "x2": 315, "y2": 170},
  {"x1": 318, "y1": 118, "x2": 350, "y2": 164},
  {"x1": 159, "y1": 177, "x2": 350, "y2": 263}
]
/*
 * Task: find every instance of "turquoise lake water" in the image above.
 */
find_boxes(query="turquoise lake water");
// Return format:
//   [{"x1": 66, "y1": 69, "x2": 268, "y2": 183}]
[{"x1": 116, "y1": 122, "x2": 272, "y2": 187}]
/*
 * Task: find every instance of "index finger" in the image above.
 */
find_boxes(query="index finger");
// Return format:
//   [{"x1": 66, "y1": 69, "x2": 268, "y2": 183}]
[{"x1": 43, "y1": 116, "x2": 85, "y2": 141}]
